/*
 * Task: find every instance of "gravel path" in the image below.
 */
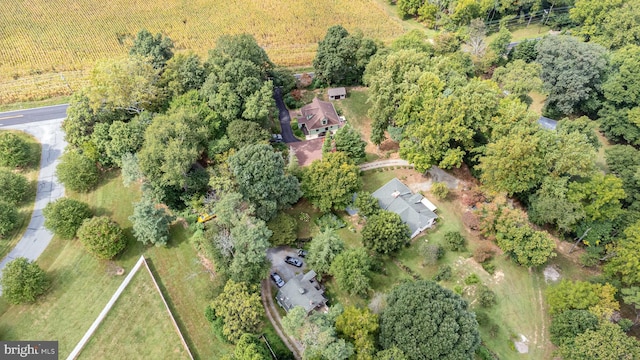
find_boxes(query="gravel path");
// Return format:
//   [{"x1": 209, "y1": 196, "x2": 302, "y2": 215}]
[
  {"x1": 261, "y1": 280, "x2": 303, "y2": 359},
  {"x1": 359, "y1": 159, "x2": 412, "y2": 171}
]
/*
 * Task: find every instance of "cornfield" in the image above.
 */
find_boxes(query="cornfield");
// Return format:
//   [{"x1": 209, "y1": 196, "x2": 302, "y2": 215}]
[{"x1": 0, "y1": 0, "x2": 404, "y2": 104}]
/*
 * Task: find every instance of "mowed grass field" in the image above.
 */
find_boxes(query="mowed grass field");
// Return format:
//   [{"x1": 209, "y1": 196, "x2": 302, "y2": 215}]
[
  {"x1": 79, "y1": 267, "x2": 191, "y2": 360},
  {"x1": 0, "y1": 172, "x2": 233, "y2": 359},
  {"x1": 0, "y1": 0, "x2": 404, "y2": 103}
]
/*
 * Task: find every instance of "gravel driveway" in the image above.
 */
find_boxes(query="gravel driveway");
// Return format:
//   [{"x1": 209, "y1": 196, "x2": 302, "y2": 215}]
[{"x1": 267, "y1": 247, "x2": 307, "y2": 284}]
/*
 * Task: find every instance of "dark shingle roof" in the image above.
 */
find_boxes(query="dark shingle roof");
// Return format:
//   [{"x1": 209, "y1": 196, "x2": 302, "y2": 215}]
[{"x1": 298, "y1": 98, "x2": 341, "y2": 131}]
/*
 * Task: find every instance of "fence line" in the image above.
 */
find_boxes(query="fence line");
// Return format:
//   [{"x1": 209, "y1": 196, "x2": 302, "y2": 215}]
[
  {"x1": 66, "y1": 255, "x2": 194, "y2": 360},
  {"x1": 66, "y1": 256, "x2": 146, "y2": 360},
  {"x1": 142, "y1": 259, "x2": 195, "y2": 360}
]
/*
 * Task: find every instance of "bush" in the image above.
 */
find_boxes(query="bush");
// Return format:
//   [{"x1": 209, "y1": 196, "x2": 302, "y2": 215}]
[
  {"x1": 56, "y1": 151, "x2": 99, "y2": 192},
  {"x1": 443, "y1": 231, "x2": 466, "y2": 251},
  {"x1": 481, "y1": 262, "x2": 496, "y2": 275},
  {"x1": 77, "y1": 216, "x2": 126, "y2": 259},
  {"x1": 0, "y1": 169, "x2": 29, "y2": 204},
  {"x1": 477, "y1": 285, "x2": 497, "y2": 307},
  {"x1": 475, "y1": 345, "x2": 497, "y2": 360},
  {"x1": 315, "y1": 213, "x2": 346, "y2": 231},
  {"x1": 43, "y1": 198, "x2": 93, "y2": 239},
  {"x1": 549, "y1": 309, "x2": 599, "y2": 345},
  {"x1": 1, "y1": 257, "x2": 49, "y2": 304},
  {"x1": 618, "y1": 318, "x2": 633, "y2": 332},
  {"x1": 434, "y1": 264, "x2": 452, "y2": 281},
  {"x1": 267, "y1": 213, "x2": 297, "y2": 246},
  {"x1": 421, "y1": 243, "x2": 445, "y2": 265},
  {"x1": 284, "y1": 93, "x2": 304, "y2": 109},
  {"x1": 474, "y1": 243, "x2": 495, "y2": 263},
  {"x1": 0, "y1": 201, "x2": 18, "y2": 237},
  {"x1": 431, "y1": 182, "x2": 449, "y2": 200},
  {"x1": 0, "y1": 132, "x2": 31, "y2": 168},
  {"x1": 465, "y1": 273, "x2": 481, "y2": 285}
]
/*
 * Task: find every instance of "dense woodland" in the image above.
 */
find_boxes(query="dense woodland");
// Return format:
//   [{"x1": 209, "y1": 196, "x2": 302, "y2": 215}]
[{"x1": 1, "y1": 0, "x2": 640, "y2": 358}]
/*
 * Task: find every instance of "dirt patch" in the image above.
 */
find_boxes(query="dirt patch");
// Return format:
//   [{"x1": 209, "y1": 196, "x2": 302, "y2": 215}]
[
  {"x1": 105, "y1": 261, "x2": 125, "y2": 276},
  {"x1": 492, "y1": 270, "x2": 505, "y2": 284},
  {"x1": 543, "y1": 265, "x2": 561, "y2": 283},
  {"x1": 197, "y1": 253, "x2": 217, "y2": 280}
]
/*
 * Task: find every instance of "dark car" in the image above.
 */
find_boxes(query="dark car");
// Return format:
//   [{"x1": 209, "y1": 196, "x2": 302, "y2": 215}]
[
  {"x1": 297, "y1": 249, "x2": 308, "y2": 258},
  {"x1": 271, "y1": 272, "x2": 285, "y2": 287},
  {"x1": 285, "y1": 256, "x2": 303, "y2": 267}
]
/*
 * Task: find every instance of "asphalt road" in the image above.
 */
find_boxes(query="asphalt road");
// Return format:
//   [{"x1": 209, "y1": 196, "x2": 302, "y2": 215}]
[
  {"x1": 273, "y1": 87, "x2": 299, "y2": 143},
  {"x1": 0, "y1": 105, "x2": 68, "y2": 293},
  {"x1": 0, "y1": 104, "x2": 68, "y2": 127}
]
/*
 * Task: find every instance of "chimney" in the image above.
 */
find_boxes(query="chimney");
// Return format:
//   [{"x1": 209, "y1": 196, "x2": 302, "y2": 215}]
[{"x1": 392, "y1": 190, "x2": 400, "y2": 198}]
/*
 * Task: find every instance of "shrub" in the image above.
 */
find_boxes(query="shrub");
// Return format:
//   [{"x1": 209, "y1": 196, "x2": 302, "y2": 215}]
[
  {"x1": 462, "y1": 187, "x2": 486, "y2": 207},
  {"x1": 420, "y1": 243, "x2": 445, "y2": 265},
  {"x1": 267, "y1": 213, "x2": 297, "y2": 246},
  {"x1": 0, "y1": 132, "x2": 31, "y2": 168},
  {"x1": 0, "y1": 201, "x2": 18, "y2": 237},
  {"x1": 315, "y1": 213, "x2": 346, "y2": 231},
  {"x1": 443, "y1": 231, "x2": 466, "y2": 251},
  {"x1": 56, "y1": 151, "x2": 99, "y2": 192},
  {"x1": 434, "y1": 264, "x2": 452, "y2": 281},
  {"x1": 618, "y1": 318, "x2": 633, "y2": 332},
  {"x1": 0, "y1": 169, "x2": 29, "y2": 204},
  {"x1": 1, "y1": 257, "x2": 49, "y2": 304},
  {"x1": 477, "y1": 285, "x2": 497, "y2": 307},
  {"x1": 77, "y1": 216, "x2": 126, "y2": 259},
  {"x1": 474, "y1": 243, "x2": 495, "y2": 263},
  {"x1": 481, "y1": 262, "x2": 496, "y2": 275},
  {"x1": 465, "y1": 273, "x2": 481, "y2": 285},
  {"x1": 43, "y1": 198, "x2": 93, "y2": 239},
  {"x1": 431, "y1": 182, "x2": 449, "y2": 200}
]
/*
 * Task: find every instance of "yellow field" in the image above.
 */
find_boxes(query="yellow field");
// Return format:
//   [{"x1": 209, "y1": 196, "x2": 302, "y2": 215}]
[{"x1": 0, "y1": 0, "x2": 404, "y2": 104}]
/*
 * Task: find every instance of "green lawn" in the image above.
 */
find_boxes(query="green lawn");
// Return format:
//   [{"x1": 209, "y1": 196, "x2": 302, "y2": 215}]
[
  {"x1": 487, "y1": 24, "x2": 552, "y2": 43},
  {"x1": 0, "y1": 130, "x2": 41, "y2": 260},
  {"x1": 79, "y1": 267, "x2": 191, "y2": 360},
  {"x1": 0, "y1": 172, "x2": 233, "y2": 359}
]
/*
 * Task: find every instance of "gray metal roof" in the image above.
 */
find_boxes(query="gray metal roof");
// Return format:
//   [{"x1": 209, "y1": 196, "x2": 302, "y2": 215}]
[
  {"x1": 538, "y1": 116, "x2": 558, "y2": 130},
  {"x1": 276, "y1": 271, "x2": 327, "y2": 313},
  {"x1": 371, "y1": 178, "x2": 438, "y2": 235},
  {"x1": 327, "y1": 87, "x2": 346, "y2": 97}
]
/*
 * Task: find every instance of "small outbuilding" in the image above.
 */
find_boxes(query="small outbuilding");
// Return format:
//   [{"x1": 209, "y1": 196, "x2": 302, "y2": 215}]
[
  {"x1": 327, "y1": 87, "x2": 346, "y2": 100},
  {"x1": 538, "y1": 116, "x2": 558, "y2": 130}
]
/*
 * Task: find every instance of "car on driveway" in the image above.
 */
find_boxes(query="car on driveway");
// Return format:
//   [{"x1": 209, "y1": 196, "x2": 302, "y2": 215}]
[
  {"x1": 297, "y1": 249, "x2": 308, "y2": 257},
  {"x1": 285, "y1": 256, "x2": 303, "y2": 267},
  {"x1": 271, "y1": 272, "x2": 285, "y2": 287}
]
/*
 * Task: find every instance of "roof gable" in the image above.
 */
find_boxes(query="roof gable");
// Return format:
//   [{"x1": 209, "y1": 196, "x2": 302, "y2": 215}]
[
  {"x1": 276, "y1": 271, "x2": 327, "y2": 313},
  {"x1": 299, "y1": 98, "x2": 341, "y2": 131},
  {"x1": 371, "y1": 178, "x2": 438, "y2": 236}
]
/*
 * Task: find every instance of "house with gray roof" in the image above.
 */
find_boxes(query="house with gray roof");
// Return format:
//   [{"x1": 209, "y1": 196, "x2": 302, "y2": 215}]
[
  {"x1": 371, "y1": 178, "x2": 438, "y2": 239},
  {"x1": 328, "y1": 87, "x2": 346, "y2": 100},
  {"x1": 276, "y1": 270, "x2": 328, "y2": 314}
]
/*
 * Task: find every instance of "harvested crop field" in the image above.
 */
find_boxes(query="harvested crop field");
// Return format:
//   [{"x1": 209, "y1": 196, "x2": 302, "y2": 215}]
[{"x1": 0, "y1": 0, "x2": 403, "y2": 103}]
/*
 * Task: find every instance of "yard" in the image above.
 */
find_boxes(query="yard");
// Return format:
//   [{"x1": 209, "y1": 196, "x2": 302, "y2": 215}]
[
  {"x1": 0, "y1": 172, "x2": 233, "y2": 359},
  {"x1": 291, "y1": 167, "x2": 570, "y2": 359},
  {"x1": 78, "y1": 267, "x2": 191, "y2": 359},
  {"x1": 0, "y1": 130, "x2": 40, "y2": 260}
]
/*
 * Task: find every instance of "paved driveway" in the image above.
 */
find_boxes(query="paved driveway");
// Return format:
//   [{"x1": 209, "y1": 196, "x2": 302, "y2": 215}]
[
  {"x1": 267, "y1": 247, "x2": 307, "y2": 284},
  {"x1": 273, "y1": 87, "x2": 299, "y2": 144},
  {"x1": 0, "y1": 118, "x2": 67, "y2": 291}
]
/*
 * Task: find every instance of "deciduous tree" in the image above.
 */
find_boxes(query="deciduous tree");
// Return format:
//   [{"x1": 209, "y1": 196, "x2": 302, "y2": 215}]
[
  {"x1": 1, "y1": 258, "x2": 49, "y2": 305},
  {"x1": 129, "y1": 29, "x2": 174, "y2": 69},
  {"x1": 302, "y1": 152, "x2": 361, "y2": 212},
  {"x1": 362, "y1": 210, "x2": 410, "y2": 254},
  {"x1": 228, "y1": 144, "x2": 301, "y2": 220},
  {"x1": 546, "y1": 280, "x2": 619, "y2": 316},
  {"x1": 307, "y1": 229, "x2": 344, "y2": 278},
  {"x1": 492, "y1": 59, "x2": 542, "y2": 104},
  {"x1": 211, "y1": 279, "x2": 264, "y2": 343},
  {"x1": 43, "y1": 198, "x2": 92, "y2": 239},
  {"x1": 336, "y1": 306, "x2": 379, "y2": 360},
  {"x1": 560, "y1": 322, "x2": 640, "y2": 360},
  {"x1": 330, "y1": 248, "x2": 372, "y2": 296},
  {"x1": 0, "y1": 201, "x2": 18, "y2": 237},
  {"x1": 605, "y1": 220, "x2": 640, "y2": 286},
  {"x1": 550, "y1": 310, "x2": 599, "y2": 346},
  {"x1": 379, "y1": 280, "x2": 480, "y2": 360},
  {"x1": 266, "y1": 213, "x2": 297, "y2": 246},
  {"x1": 226, "y1": 120, "x2": 269, "y2": 149},
  {"x1": 354, "y1": 191, "x2": 380, "y2": 218},
  {"x1": 228, "y1": 215, "x2": 272, "y2": 284},
  {"x1": 0, "y1": 169, "x2": 28, "y2": 205}
]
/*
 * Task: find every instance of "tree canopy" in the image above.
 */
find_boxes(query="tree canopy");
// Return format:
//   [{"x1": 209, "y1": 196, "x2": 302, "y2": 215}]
[
  {"x1": 211, "y1": 279, "x2": 264, "y2": 343},
  {"x1": 129, "y1": 29, "x2": 174, "y2": 69},
  {"x1": 129, "y1": 198, "x2": 172, "y2": 246},
  {"x1": 0, "y1": 169, "x2": 28, "y2": 205},
  {"x1": 227, "y1": 144, "x2": 301, "y2": 221},
  {"x1": 56, "y1": 151, "x2": 100, "y2": 192},
  {"x1": 77, "y1": 216, "x2": 126, "y2": 259},
  {"x1": 43, "y1": 198, "x2": 93, "y2": 239},
  {"x1": 559, "y1": 322, "x2": 640, "y2": 360},
  {"x1": 362, "y1": 210, "x2": 410, "y2": 254},
  {"x1": 379, "y1": 280, "x2": 480, "y2": 360},
  {"x1": 330, "y1": 248, "x2": 372, "y2": 297},
  {"x1": 0, "y1": 132, "x2": 32, "y2": 168},
  {"x1": 302, "y1": 152, "x2": 361, "y2": 212},
  {"x1": 307, "y1": 229, "x2": 345, "y2": 278},
  {"x1": 332, "y1": 124, "x2": 367, "y2": 162}
]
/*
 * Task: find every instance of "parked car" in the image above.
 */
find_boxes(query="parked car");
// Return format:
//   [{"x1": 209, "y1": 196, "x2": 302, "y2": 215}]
[
  {"x1": 297, "y1": 249, "x2": 308, "y2": 258},
  {"x1": 270, "y1": 134, "x2": 283, "y2": 143},
  {"x1": 271, "y1": 272, "x2": 285, "y2": 287},
  {"x1": 285, "y1": 256, "x2": 303, "y2": 267}
]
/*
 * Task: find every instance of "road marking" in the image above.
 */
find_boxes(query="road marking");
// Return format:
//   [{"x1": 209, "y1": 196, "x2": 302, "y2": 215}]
[{"x1": 0, "y1": 115, "x2": 23, "y2": 120}]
